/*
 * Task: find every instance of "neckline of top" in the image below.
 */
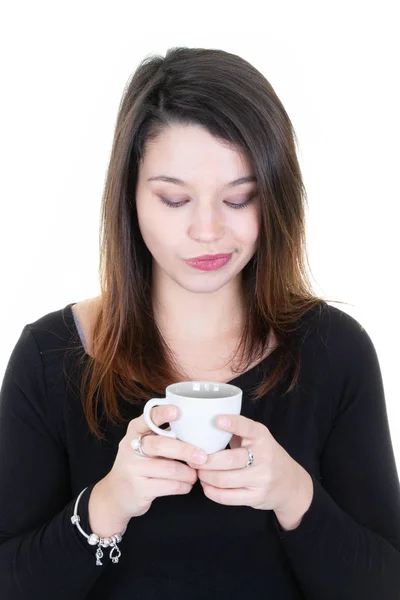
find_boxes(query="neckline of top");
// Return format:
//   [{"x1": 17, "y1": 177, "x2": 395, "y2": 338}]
[{"x1": 64, "y1": 302, "x2": 279, "y2": 387}]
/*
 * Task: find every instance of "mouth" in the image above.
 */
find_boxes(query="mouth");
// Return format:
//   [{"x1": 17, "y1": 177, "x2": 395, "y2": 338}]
[
  {"x1": 186, "y1": 253, "x2": 233, "y2": 261},
  {"x1": 184, "y1": 253, "x2": 233, "y2": 271}
]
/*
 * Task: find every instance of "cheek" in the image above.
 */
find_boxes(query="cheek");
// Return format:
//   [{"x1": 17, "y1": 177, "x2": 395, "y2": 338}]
[
  {"x1": 234, "y1": 214, "x2": 260, "y2": 247},
  {"x1": 137, "y1": 205, "x2": 158, "y2": 249},
  {"x1": 138, "y1": 210, "x2": 180, "y2": 257}
]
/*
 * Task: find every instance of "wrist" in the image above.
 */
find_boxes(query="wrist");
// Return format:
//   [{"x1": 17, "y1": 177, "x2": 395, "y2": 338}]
[
  {"x1": 274, "y1": 467, "x2": 314, "y2": 531},
  {"x1": 88, "y1": 478, "x2": 130, "y2": 538}
]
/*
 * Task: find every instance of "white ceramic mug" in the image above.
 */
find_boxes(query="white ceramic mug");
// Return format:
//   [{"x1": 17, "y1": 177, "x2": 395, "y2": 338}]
[{"x1": 143, "y1": 381, "x2": 243, "y2": 454}]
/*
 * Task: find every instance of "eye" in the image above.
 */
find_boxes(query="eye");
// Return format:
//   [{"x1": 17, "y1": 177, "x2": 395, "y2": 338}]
[
  {"x1": 157, "y1": 192, "x2": 257, "y2": 209},
  {"x1": 227, "y1": 192, "x2": 257, "y2": 210},
  {"x1": 225, "y1": 193, "x2": 257, "y2": 209},
  {"x1": 158, "y1": 196, "x2": 187, "y2": 208}
]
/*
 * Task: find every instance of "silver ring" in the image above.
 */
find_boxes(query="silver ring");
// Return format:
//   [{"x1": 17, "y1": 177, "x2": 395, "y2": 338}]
[
  {"x1": 130, "y1": 431, "x2": 154, "y2": 457},
  {"x1": 245, "y1": 447, "x2": 254, "y2": 468}
]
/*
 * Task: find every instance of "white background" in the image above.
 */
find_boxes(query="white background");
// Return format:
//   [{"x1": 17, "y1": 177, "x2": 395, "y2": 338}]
[{"x1": 0, "y1": 1, "x2": 399, "y2": 465}]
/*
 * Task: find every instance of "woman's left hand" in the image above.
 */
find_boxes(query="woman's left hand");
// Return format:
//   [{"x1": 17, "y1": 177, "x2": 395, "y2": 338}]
[{"x1": 187, "y1": 414, "x2": 313, "y2": 519}]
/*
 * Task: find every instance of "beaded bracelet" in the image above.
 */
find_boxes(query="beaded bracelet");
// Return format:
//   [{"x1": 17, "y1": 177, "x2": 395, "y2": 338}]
[{"x1": 70, "y1": 486, "x2": 127, "y2": 566}]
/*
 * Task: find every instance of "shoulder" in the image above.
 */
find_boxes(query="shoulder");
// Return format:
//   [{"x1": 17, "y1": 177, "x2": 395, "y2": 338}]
[
  {"x1": 294, "y1": 303, "x2": 384, "y2": 426},
  {"x1": 313, "y1": 302, "x2": 376, "y2": 359},
  {"x1": 1, "y1": 304, "x2": 73, "y2": 385},
  {"x1": 295, "y1": 301, "x2": 380, "y2": 386},
  {"x1": 305, "y1": 302, "x2": 382, "y2": 399},
  {"x1": 26, "y1": 303, "x2": 77, "y2": 354},
  {"x1": 70, "y1": 297, "x2": 101, "y2": 356},
  {"x1": 25, "y1": 296, "x2": 100, "y2": 354},
  {"x1": 4, "y1": 298, "x2": 100, "y2": 376},
  {"x1": 297, "y1": 301, "x2": 373, "y2": 352}
]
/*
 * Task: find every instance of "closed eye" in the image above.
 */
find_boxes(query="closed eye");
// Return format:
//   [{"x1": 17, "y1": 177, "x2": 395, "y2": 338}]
[{"x1": 158, "y1": 193, "x2": 257, "y2": 209}]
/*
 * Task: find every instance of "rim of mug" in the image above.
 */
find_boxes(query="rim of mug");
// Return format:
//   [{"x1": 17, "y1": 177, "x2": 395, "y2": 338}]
[{"x1": 166, "y1": 381, "x2": 242, "y2": 397}]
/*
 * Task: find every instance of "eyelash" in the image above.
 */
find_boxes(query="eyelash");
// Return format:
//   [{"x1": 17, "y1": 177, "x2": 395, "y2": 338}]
[{"x1": 158, "y1": 193, "x2": 257, "y2": 210}]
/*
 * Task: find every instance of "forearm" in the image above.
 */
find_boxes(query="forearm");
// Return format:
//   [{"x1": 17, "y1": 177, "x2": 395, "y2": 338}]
[
  {"x1": 271, "y1": 473, "x2": 400, "y2": 599},
  {"x1": 0, "y1": 489, "x2": 107, "y2": 599}
]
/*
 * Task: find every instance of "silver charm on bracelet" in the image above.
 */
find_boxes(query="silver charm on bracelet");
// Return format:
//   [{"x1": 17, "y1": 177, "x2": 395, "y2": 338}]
[{"x1": 71, "y1": 486, "x2": 127, "y2": 566}]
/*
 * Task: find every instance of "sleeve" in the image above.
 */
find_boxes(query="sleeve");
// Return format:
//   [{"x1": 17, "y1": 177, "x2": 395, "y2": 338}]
[
  {"x1": 271, "y1": 312, "x2": 400, "y2": 599},
  {"x1": 0, "y1": 325, "x2": 114, "y2": 599}
]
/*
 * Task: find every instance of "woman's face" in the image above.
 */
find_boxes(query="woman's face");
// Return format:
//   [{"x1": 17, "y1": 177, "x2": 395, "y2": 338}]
[{"x1": 135, "y1": 124, "x2": 261, "y2": 294}]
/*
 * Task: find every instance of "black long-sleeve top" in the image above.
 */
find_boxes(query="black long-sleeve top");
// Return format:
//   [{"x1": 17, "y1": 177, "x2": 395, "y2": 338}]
[{"x1": 0, "y1": 301, "x2": 400, "y2": 599}]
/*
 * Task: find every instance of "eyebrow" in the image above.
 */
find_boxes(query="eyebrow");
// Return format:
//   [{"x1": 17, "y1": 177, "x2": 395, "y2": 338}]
[{"x1": 147, "y1": 175, "x2": 257, "y2": 188}]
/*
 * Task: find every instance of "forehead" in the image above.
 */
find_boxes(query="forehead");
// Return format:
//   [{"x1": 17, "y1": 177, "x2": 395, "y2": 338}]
[{"x1": 138, "y1": 124, "x2": 254, "y2": 190}]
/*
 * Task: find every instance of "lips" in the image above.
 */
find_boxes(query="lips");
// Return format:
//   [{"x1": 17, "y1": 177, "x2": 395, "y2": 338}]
[
  {"x1": 187, "y1": 253, "x2": 232, "y2": 261},
  {"x1": 184, "y1": 253, "x2": 233, "y2": 271}
]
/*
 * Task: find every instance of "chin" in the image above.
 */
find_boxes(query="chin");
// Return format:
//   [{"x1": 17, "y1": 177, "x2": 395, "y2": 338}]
[
  {"x1": 182, "y1": 282, "x2": 229, "y2": 294},
  {"x1": 177, "y1": 271, "x2": 242, "y2": 294}
]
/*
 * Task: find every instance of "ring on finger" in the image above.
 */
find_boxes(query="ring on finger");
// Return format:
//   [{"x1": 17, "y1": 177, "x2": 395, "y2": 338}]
[
  {"x1": 131, "y1": 431, "x2": 154, "y2": 458},
  {"x1": 244, "y1": 446, "x2": 255, "y2": 468}
]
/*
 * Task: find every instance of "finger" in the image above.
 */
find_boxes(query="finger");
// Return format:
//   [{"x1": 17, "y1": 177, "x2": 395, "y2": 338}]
[
  {"x1": 130, "y1": 404, "x2": 179, "y2": 436},
  {"x1": 140, "y1": 433, "x2": 208, "y2": 466},
  {"x1": 138, "y1": 457, "x2": 198, "y2": 484},
  {"x1": 216, "y1": 414, "x2": 262, "y2": 442},
  {"x1": 200, "y1": 481, "x2": 253, "y2": 506},
  {"x1": 187, "y1": 447, "x2": 252, "y2": 471},
  {"x1": 144, "y1": 478, "x2": 194, "y2": 499},
  {"x1": 197, "y1": 466, "x2": 252, "y2": 488}
]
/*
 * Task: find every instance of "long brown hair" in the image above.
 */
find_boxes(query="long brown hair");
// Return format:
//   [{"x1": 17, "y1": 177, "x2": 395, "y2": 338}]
[{"x1": 67, "y1": 47, "x2": 347, "y2": 441}]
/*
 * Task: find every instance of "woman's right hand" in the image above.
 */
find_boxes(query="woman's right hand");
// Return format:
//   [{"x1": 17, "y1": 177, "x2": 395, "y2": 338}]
[{"x1": 88, "y1": 404, "x2": 208, "y2": 537}]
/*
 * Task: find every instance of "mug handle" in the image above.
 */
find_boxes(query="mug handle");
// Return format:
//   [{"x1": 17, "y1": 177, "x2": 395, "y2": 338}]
[{"x1": 143, "y1": 398, "x2": 178, "y2": 439}]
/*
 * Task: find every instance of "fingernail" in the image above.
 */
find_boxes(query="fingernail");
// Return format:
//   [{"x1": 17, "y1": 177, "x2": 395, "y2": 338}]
[
  {"x1": 167, "y1": 407, "x2": 176, "y2": 419},
  {"x1": 193, "y1": 449, "x2": 207, "y2": 463}
]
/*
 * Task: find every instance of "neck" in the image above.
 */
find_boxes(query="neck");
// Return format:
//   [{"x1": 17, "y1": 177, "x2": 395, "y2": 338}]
[{"x1": 152, "y1": 267, "x2": 246, "y2": 343}]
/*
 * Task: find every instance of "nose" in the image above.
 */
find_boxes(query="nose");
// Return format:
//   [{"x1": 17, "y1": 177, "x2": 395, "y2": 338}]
[{"x1": 188, "y1": 203, "x2": 225, "y2": 243}]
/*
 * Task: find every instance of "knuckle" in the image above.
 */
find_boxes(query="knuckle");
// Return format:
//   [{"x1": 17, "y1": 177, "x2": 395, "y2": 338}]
[
  {"x1": 174, "y1": 480, "x2": 184, "y2": 493},
  {"x1": 125, "y1": 420, "x2": 136, "y2": 437},
  {"x1": 190, "y1": 470, "x2": 198, "y2": 484},
  {"x1": 215, "y1": 473, "x2": 224, "y2": 487},
  {"x1": 118, "y1": 436, "x2": 130, "y2": 452},
  {"x1": 150, "y1": 435, "x2": 163, "y2": 453},
  {"x1": 166, "y1": 463, "x2": 179, "y2": 478},
  {"x1": 226, "y1": 454, "x2": 235, "y2": 469},
  {"x1": 261, "y1": 470, "x2": 272, "y2": 487},
  {"x1": 184, "y1": 469, "x2": 195, "y2": 484}
]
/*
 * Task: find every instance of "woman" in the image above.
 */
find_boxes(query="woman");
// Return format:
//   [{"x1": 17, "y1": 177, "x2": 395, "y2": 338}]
[{"x1": 1, "y1": 47, "x2": 399, "y2": 599}]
